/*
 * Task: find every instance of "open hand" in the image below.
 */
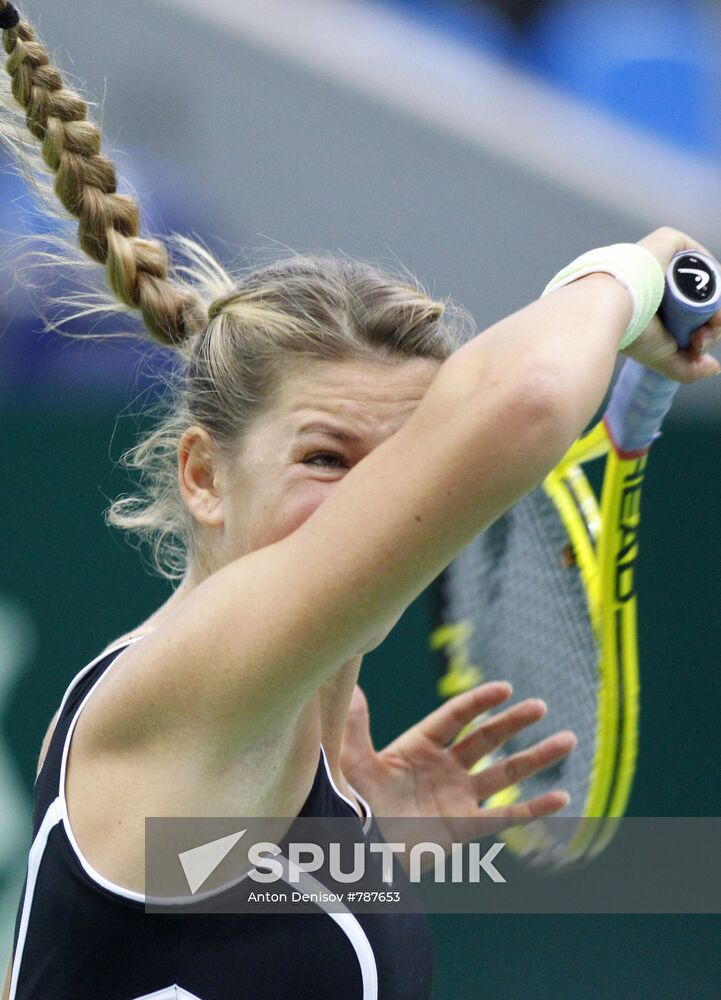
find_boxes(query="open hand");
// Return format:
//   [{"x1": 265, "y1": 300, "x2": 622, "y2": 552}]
[{"x1": 340, "y1": 682, "x2": 575, "y2": 846}]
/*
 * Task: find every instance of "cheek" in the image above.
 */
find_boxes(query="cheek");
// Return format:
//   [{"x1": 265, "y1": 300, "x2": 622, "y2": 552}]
[{"x1": 269, "y1": 480, "x2": 337, "y2": 543}]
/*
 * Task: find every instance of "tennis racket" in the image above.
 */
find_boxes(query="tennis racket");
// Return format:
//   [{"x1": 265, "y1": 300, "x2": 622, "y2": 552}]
[{"x1": 430, "y1": 250, "x2": 721, "y2": 867}]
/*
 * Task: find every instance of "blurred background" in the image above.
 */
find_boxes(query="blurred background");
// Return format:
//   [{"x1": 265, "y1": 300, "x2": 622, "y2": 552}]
[{"x1": 2, "y1": 0, "x2": 720, "y2": 995}]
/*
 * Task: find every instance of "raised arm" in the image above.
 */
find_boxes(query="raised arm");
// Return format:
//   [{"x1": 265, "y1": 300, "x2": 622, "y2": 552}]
[
  {"x1": 2, "y1": 12, "x2": 716, "y2": 753},
  {"x1": 90, "y1": 269, "x2": 633, "y2": 746}
]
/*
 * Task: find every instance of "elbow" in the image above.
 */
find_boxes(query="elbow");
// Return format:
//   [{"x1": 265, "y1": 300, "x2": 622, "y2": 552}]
[
  {"x1": 512, "y1": 364, "x2": 563, "y2": 425},
  {"x1": 505, "y1": 364, "x2": 581, "y2": 469},
  {"x1": 433, "y1": 348, "x2": 592, "y2": 479}
]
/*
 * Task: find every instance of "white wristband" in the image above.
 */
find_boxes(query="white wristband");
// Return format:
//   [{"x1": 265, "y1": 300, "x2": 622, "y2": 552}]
[{"x1": 542, "y1": 243, "x2": 665, "y2": 349}]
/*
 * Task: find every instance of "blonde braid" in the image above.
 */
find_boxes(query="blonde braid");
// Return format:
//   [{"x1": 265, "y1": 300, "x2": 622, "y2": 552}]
[{"x1": 0, "y1": 1, "x2": 208, "y2": 345}]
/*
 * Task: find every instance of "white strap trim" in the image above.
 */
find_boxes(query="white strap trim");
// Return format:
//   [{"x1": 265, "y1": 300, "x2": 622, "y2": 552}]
[
  {"x1": 9, "y1": 797, "x2": 63, "y2": 1000},
  {"x1": 59, "y1": 637, "x2": 148, "y2": 902},
  {"x1": 280, "y1": 854, "x2": 379, "y2": 1000},
  {"x1": 320, "y1": 744, "x2": 373, "y2": 834},
  {"x1": 34, "y1": 637, "x2": 145, "y2": 787}
]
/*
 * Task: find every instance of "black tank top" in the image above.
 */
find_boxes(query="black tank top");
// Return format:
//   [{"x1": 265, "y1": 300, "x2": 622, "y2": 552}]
[{"x1": 9, "y1": 639, "x2": 433, "y2": 999}]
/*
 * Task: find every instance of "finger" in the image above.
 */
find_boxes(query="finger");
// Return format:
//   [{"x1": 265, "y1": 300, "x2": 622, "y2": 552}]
[
  {"x1": 629, "y1": 318, "x2": 721, "y2": 381},
  {"x1": 690, "y1": 323, "x2": 721, "y2": 358},
  {"x1": 654, "y1": 349, "x2": 720, "y2": 383},
  {"x1": 690, "y1": 326, "x2": 707, "y2": 358},
  {"x1": 451, "y1": 698, "x2": 547, "y2": 769},
  {"x1": 461, "y1": 790, "x2": 572, "y2": 842},
  {"x1": 480, "y1": 789, "x2": 571, "y2": 827},
  {"x1": 703, "y1": 310, "x2": 721, "y2": 338},
  {"x1": 415, "y1": 682, "x2": 512, "y2": 747},
  {"x1": 472, "y1": 730, "x2": 577, "y2": 800},
  {"x1": 638, "y1": 227, "x2": 717, "y2": 270}
]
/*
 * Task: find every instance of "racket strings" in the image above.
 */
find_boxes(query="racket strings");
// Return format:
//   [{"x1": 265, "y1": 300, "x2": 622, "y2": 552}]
[{"x1": 441, "y1": 488, "x2": 600, "y2": 819}]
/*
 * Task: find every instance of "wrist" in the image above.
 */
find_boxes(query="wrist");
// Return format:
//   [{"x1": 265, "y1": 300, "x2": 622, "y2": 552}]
[
  {"x1": 578, "y1": 271, "x2": 633, "y2": 326},
  {"x1": 542, "y1": 243, "x2": 665, "y2": 349}
]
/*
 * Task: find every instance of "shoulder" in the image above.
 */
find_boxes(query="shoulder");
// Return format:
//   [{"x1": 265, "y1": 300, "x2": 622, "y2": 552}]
[{"x1": 35, "y1": 632, "x2": 150, "y2": 779}]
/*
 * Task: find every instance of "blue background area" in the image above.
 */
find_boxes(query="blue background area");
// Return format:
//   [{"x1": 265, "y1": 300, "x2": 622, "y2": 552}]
[{"x1": 382, "y1": 0, "x2": 721, "y2": 157}]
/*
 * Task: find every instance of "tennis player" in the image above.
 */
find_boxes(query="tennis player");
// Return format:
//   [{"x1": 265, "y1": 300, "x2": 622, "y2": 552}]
[{"x1": 2, "y1": 3, "x2": 720, "y2": 997}]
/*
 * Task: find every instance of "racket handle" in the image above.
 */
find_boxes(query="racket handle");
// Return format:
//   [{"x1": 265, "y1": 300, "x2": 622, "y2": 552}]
[
  {"x1": 658, "y1": 251, "x2": 721, "y2": 348},
  {"x1": 604, "y1": 250, "x2": 721, "y2": 455}
]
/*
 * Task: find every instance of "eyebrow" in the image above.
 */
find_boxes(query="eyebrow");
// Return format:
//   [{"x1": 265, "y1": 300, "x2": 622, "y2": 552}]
[{"x1": 297, "y1": 422, "x2": 362, "y2": 445}]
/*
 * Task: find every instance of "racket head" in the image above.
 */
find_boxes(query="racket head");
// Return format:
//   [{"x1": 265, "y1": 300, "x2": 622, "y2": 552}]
[{"x1": 432, "y1": 423, "x2": 641, "y2": 866}]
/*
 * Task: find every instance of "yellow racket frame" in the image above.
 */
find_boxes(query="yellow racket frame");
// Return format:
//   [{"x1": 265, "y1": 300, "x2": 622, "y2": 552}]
[{"x1": 432, "y1": 416, "x2": 646, "y2": 864}]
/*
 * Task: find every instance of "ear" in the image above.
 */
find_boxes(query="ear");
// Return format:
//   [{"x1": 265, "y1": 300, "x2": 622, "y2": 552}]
[{"x1": 177, "y1": 425, "x2": 225, "y2": 528}]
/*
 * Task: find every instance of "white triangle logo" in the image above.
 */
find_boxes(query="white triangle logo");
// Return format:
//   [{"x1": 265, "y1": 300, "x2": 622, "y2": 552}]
[
  {"x1": 178, "y1": 829, "x2": 246, "y2": 894},
  {"x1": 131, "y1": 986, "x2": 205, "y2": 1000}
]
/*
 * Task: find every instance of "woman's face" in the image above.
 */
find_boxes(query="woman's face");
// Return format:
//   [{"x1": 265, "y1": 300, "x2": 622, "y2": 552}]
[{"x1": 200, "y1": 354, "x2": 440, "y2": 562}]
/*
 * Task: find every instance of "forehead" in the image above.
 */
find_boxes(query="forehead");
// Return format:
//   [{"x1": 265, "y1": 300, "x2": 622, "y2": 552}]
[{"x1": 274, "y1": 356, "x2": 440, "y2": 437}]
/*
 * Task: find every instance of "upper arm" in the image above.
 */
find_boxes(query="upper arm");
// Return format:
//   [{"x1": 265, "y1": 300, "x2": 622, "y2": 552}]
[{"x1": 89, "y1": 343, "x2": 565, "y2": 749}]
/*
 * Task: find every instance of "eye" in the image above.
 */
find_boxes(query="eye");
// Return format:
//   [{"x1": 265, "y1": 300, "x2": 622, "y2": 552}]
[{"x1": 303, "y1": 452, "x2": 347, "y2": 469}]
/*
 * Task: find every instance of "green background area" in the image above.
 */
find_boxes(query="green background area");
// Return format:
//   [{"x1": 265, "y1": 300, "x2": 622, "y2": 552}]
[{"x1": 2, "y1": 396, "x2": 720, "y2": 996}]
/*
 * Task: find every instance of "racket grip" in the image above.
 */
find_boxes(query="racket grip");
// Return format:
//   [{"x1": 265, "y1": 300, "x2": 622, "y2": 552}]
[
  {"x1": 658, "y1": 250, "x2": 721, "y2": 348},
  {"x1": 604, "y1": 250, "x2": 721, "y2": 455}
]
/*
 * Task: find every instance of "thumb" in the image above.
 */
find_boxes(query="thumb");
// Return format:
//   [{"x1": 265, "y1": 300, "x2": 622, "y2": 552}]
[
  {"x1": 341, "y1": 685, "x2": 374, "y2": 764},
  {"x1": 697, "y1": 354, "x2": 721, "y2": 378},
  {"x1": 658, "y1": 350, "x2": 721, "y2": 383}
]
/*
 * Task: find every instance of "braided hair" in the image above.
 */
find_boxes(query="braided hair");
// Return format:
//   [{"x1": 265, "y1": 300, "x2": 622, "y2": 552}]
[{"x1": 0, "y1": 3, "x2": 471, "y2": 580}]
